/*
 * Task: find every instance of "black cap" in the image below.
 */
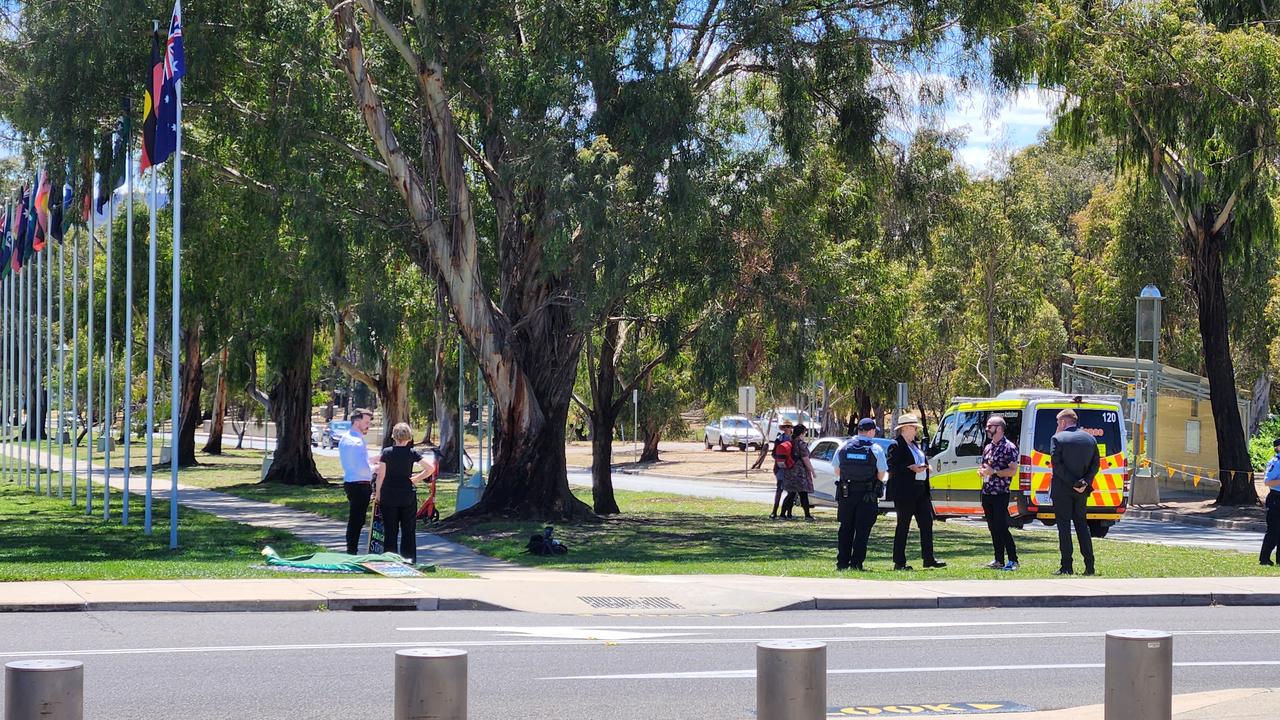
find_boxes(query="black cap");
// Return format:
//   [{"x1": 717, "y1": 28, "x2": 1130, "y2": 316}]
[
  {"x1": 1272, "y1": 437, "x2": 1280, "y2": 448},
  {"x1": 857, "y1": 418, "x2": 878, "y2": 432}
]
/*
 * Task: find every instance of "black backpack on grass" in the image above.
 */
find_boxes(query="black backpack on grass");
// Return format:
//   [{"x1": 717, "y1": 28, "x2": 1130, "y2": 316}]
[{"x1": 526, "y1": 526, "x2": 569, "y2": 556}]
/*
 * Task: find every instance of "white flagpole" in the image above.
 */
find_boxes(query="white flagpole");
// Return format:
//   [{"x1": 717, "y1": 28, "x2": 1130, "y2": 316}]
[
  {"x1": 35, "y1": 233, "x2": 43, "y2": 494},
  {"x1": 45, "y1": 211, "x2": 53, "y2": 498},
  {"x1": 57, "y1": 213, "x2": 66, "y2": 499},
  {"x1": 145, "y1": 166, "x2": 157, "y2": 535},
  {"x1": 170, "y1": 43, "x2": 183, "y2": 550},
  {"x1": 22, "y1": 249, "x2": 29, "y2": 484},
  {"x1": 123, "y1": 135, "x2": 135, "y2": 526},
  {"x1": 3, "y1": 261, "x2": 8, "y2": 485},
  {"x1": 71, "y1": 221, "x2": 79, "y2": 506},
  {"x1": 86, "y1": 185, "x2": 96, "y2": 516},
  {"x1": 103, "y1": 189, "x2": 113, "y2": 520}
]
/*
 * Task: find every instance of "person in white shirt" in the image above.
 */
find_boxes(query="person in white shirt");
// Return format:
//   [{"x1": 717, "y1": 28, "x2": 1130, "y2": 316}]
[
  {"x1": 1260, "y1": 437, "x2": 1280, "y2": 566},
  {"x1": 339, "y1": 409, "x2": 377, "y2": 554}
]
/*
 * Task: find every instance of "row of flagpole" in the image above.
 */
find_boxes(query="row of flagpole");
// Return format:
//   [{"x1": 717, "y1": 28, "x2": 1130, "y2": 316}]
[{"x1": 3, "y1": 1, "x2": 185, "y2": 549}]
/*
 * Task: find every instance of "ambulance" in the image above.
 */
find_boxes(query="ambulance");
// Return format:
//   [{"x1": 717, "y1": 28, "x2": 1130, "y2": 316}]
[{"x1": 926, "y1": 390, "x2": 1130, "y2": 537}]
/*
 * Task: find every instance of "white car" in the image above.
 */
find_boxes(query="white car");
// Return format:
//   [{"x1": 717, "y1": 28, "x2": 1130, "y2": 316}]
[
  {"x1": 703, "y1": 415, "x2": 765, "y2": 451},
  {"x1": 806, "y1": 435, "x2": 895, "y2": 508},
  {"x1": 761, "y1": 407, "x2": 814, "y2": 439}
]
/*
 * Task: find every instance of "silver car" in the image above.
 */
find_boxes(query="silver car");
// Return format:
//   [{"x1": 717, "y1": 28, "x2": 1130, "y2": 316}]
[{"x1": 703, "y1": 415, "x2": 765, "y2": 451}]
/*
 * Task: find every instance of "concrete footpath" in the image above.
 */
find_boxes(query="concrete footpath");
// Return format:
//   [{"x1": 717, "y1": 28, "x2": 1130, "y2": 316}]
[{"x1": 7, "y1": 573, "x2": 1280, "y2": 615}]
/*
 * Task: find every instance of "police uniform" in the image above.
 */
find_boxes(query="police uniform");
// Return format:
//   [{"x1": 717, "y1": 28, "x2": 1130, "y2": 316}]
[
  {"x1": 1261, "y1": 450, "x2": 1280, "y2": 565},
  {"x1": 835, "y1": 436, "x2": 887, "y2": 571}
]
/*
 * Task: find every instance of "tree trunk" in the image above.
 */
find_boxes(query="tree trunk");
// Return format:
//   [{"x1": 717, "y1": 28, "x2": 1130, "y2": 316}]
[
  {"x1": 377, "y1": 360, "x2": 410, "y2": 448},
  {"x1": 176, "y1": 321, "x2": 204, "y2": 467},
  {"x1": 1189, "y1": 226, "x2": 1257, "y2": 505},
  {"x1": 233, "y1": 404, "x2": 247, "y2": 449},
  {"x1": 432, "y1": 287, "x2": 460, "y2": 474},
  {"x1": 640, "y1": 424, "x2": 661, "y2": 463},
  {"x1": 262, "y1": 324, "x2": 325, "y2": 485},
  {"x1": 586, "y1": 318, "x2": 623, "y2": 515},
  {"x1": 202, "y1": 347, "x2": 228, "y2": 455}
]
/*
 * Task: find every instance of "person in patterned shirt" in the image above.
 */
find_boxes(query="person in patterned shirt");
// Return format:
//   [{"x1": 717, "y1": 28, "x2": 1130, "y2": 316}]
[{"x1": 979, "y1": 415, "x2": 1020, "y2": 571}]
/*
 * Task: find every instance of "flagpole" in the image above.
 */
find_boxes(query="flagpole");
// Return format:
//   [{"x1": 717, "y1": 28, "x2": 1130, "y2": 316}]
[
  {"x1": 144, "y1": 166, "x2": 157, "y2": 535},
  {"x1": 57, "y1": 209, "x2": 66, "y2": 500},
  {"x1": 34, "y1": 234, "x2": 42, "y2": 494},
  {"x1": 23, "y1": 253, "x2": 29, "y2": 488},
  {"x1": 85, "y1": 182, "x2": 96, "y2": 516},
  {"x1": 123, "y1": 124, "x2": 135, "y2": 527},
  {"x1": 71, "y1": 221, "x2": 79, "y2": 507},
  {"x1": 170, "y1": 36, "x2": 183, "y2": 550},
  {"x1": 46, "y1": 200, "x2": 56, "y2": 498},
  {"x1": 103, "y1": 189, "x2": 113, "y2": 521}
]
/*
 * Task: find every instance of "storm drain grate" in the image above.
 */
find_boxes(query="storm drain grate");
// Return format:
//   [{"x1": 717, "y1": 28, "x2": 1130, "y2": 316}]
[{"x1": 578, "y1": 596, "x2": 684, "y2": 610}]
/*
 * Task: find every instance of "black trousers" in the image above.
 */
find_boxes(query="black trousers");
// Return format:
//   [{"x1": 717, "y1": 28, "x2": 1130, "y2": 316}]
[
  {"x1": 1052, "y1": 490, "x2": 1094, "y2": 571},
  {"x1": 982, "y1": 492, "x2": 1018, "y2": 564},
  {"x1": 381, "y1": 502, "x2": 418, "y2": 563},
  {"x1": 892, "y1": 490, "x2": 936, "y2": 566},
  {"x1": 1261, "y1": 491, "x2": 1280, "y2": 563},
  {"x1": 837, "y1": 487, "x2": 878, "y2": 569},
  {"x1": 344, "y1": 482, "x2": 372, "y2": 555}
]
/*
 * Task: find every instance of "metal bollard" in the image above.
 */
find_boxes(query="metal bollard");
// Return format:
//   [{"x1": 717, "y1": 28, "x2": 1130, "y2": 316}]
[
  {"x1": 1105, "y1": 630, "x2": 1173, "y2": 720},
  {"x1": 394, "y1": 648, "x2": 467, "y2": 720},
  {"x1": 5, "y1": 660, "x2": 83, "y2": 720},
  {"x1": 757, "y1": 641, "x2": 827, "y2": 720}
]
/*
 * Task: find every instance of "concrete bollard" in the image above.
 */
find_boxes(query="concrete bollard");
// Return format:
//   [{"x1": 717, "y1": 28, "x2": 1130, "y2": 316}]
[
  {"x1": 394, "y1": 648, "x2": 467, "y2": 720},
  {"x1": 1105, "y1": 630, "x2": 1173, "y2": 720},
  {"x1": 5, "y1": 660, "x2": 83, "y2": 720},
  {"x1": 757, "y1": 641, "x2": 826, "y2": 720}
]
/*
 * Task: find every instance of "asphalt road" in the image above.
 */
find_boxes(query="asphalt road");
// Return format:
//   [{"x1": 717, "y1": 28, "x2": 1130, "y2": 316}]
[{"x1": 2, "y1": 607, "x2": 1278, "y2": 718}]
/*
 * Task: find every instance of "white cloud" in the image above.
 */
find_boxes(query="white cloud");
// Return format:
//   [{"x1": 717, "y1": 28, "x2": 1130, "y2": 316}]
[{"x1": 943, "y1": 88, "x2": 1059, "y2": 173}]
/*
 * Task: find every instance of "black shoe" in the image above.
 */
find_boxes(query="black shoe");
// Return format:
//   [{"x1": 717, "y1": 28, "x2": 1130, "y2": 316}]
[
  {"x1": 1262, "y1": 560, "x2": 1275, "y2": 566},
  {"x1": 893, "y1": 564, "x2": 914, "y2": 571},
  {"x1": 852, "y1": 565, "x2": 865, "y2": 571},
  {"x1": 1083, "y1": 568, "x2": 1096, "y2": 576},
  {"x1": 1053, "y1": 568, "x2": 1074, "y2": 576},
  {"x1": 923, "y1": 561, "x2": 947, "y2": 569},
  {"x1": 804, "y1": 515, "x2": 815, "y2": 522}
]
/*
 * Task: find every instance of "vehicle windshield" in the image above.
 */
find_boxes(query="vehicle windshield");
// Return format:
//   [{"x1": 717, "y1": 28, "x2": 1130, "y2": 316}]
[
  {"x1": 724, "y1": 418, "x2": 752, "y2": 429},
  {"x1": 1032, "y1": 408, "x2": 1125, "y2": 458},
  {"x1": 778, "y1": 411, "x2": 812, "y2": 425}
]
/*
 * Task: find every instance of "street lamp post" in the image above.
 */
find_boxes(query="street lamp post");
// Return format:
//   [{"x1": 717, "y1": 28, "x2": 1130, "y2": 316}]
[{"x1": 1133, "y1": 285, "x2": 1163, "y2": 503}]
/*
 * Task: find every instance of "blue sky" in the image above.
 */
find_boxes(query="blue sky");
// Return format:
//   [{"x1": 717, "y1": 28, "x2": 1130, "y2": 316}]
[{"x1": 936, "y1": 87, "x2": 1057, "y2": 172}]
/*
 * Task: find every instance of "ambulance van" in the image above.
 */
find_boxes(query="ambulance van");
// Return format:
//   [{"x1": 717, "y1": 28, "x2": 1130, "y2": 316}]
[{"x1": 926, "y1": 390, "x2": 1130, "y2": 537}]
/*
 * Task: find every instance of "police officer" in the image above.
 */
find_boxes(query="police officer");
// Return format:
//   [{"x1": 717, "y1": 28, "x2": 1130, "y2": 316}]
[
  {"x1": 835, "y1": 418, "x2": 888, "y2": 571},
  {"x1": 1260, "y1": 437, "x2": 1280, "y2": 566}
]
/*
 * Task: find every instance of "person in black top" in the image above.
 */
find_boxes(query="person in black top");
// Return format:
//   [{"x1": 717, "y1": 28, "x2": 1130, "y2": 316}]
[{"x1": 373, "y1": 423, "x2": 435, "y2": 563}]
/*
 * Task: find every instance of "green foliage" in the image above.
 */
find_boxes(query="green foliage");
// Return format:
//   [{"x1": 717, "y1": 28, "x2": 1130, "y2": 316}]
[{"x1": 1249, "y1": 416, "x2": 1280, "y2": 471}]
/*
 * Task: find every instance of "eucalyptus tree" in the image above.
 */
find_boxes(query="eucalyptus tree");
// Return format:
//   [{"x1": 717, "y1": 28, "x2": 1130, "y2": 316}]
[
  {"x1": 1010, "y1": 0, "x2": 1280, "y2": 503},
  {"x1": 319, "y1": 0, "x2": 1033, "y2": 519}
]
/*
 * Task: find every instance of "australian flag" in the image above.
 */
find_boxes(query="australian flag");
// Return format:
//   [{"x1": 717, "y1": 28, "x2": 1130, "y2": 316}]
[{"x1": 152, "y1": 0, "x2": 185, "y2": 168}]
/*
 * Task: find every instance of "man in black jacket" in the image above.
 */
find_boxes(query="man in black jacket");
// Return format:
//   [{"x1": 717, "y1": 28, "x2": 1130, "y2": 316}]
[{"x1": 1050, "y1": 408, "x2": 1100, "y2": 575}]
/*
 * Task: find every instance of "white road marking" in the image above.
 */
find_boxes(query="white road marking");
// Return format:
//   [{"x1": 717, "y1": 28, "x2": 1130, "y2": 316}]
[
  {"x1": 3, "y1": 627, "x2": 1279, "y2": 659},
  {"x1": 395, "y1": 621, "x2": 1066, "y2": 633},
  {"x1": 545, "y1": 660, "x2": 1280, "y2": 681}
]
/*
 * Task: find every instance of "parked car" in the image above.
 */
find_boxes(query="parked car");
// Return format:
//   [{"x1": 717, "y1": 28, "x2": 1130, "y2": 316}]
[
  {"x1": 703, "y1": 415, "x2": 766, "y2": 451},
  {"x1": 807, "y1": 434, "x2": 895, "y2": 508},
  {"x1": 310, "y1": 423, "x2": 323, "y2": 447},
  {"x1": 761, "y1": 406, "x2": 814, "y2": 440},
  {"x1": 326, "y1": 420, "x2": 353, "y2": 449}
]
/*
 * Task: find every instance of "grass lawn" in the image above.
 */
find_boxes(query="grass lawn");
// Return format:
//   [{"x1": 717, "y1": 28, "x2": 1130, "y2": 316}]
[
  {"x1": 123, "y1": 450, "x2": 1273, "y2": 582},
  {"x1": 444, "y1": 491, "x2": 1275, "y2": 580},
  {"x1": 0, "y1": 481, "x2": 327, "y2": 581}
]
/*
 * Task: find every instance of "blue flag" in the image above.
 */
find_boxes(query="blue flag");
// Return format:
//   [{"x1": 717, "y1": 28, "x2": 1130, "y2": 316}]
[{"x1": 152, "y1": 0, "x2": 185, "y2": 167}]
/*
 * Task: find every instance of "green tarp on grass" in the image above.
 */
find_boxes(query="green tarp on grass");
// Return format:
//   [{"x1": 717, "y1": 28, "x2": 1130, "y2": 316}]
[{"x1": 261, "y1": 546, "x2": 413, "y2": 573}]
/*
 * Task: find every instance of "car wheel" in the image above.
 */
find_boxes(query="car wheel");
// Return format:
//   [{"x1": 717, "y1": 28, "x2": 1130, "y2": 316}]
[
  {"x1": 719, "y1": 438, "x2": 727, "y2": 452},
  {"x1": 1039, "y1": 517, "x2": 1057, "y2": 527},
  {"x1": 704, "y1": 435, "x2": 712, "y2": 450},
  {"x1": 1087, "y1": 520, "x2": 1110, "y2": 538}
]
